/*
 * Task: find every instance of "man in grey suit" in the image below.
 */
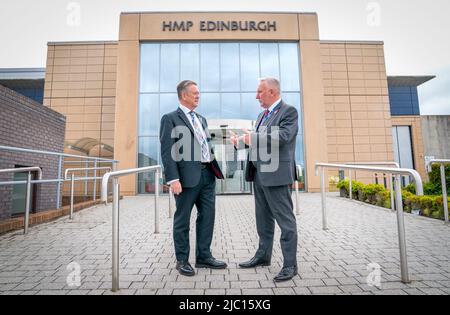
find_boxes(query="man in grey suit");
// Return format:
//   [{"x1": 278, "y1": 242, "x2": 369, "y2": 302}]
[
  {"x1": 160, "y1": 80, "x2": 226, "y2": 277},
  {"x1": 231, "y1": 77, "x2": 299, "y2": 282}
]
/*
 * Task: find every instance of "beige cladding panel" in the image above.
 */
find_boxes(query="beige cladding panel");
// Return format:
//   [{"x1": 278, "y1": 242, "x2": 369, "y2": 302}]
[
  {"x1": 44, "y1": 42, "x2": 118, "y2": 165},
  {"x1": 114, "y1": 40, "x2": 139, "y2": 195},
  {"x1": 138, "y1": 13, "x2": 299, "y2": 40},
  {"x1": 300, "y1": 40, "x2": 329, "y2": 192}
]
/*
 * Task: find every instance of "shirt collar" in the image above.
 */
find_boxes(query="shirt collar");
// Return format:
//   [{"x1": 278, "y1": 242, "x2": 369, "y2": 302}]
[
  {"x1": 179, "y1": 104, "x2": 193, "y2": 115},
  {"x1": 267, "y1": 98, "x2": 282, "y2": 113}
]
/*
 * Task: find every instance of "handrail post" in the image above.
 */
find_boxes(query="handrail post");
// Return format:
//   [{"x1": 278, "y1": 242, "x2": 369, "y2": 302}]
[
  {"x1": 321, "y1": 167, "x2": 328, "y2": 230},
  {"x1": 93, "y1": 159, "x2": 98, "y2": 201},
  {"x1": 394, "y1": 174, "x2": 410, "y2": 283},
  {"x1": 84, "y1": 161, "x2": 89, "y2": 200},
  {"x1": 390, "y1": 174, "x2": 395, "y2": 211},
  {"x1": 349, "y1": 169, "x2": 352, "y2": 200},
  {"x1": 56, "y1": 155, "x2": 62, "y2": 209},
  {"x1": 155, "y1": 169, "x2": 160, "y2": 234},
  {"x1": 24, "y1": 171, "x2": 32, "y2": 234},
  {"x1": 112, "y1": 177, "x2": 120, "y2": 292},
  {"x1": 440, "y1": 164, "x2": 449, "y2": 223},
  {"x1": 70, "y1": 173, "x2": 75, "y2": 220}
]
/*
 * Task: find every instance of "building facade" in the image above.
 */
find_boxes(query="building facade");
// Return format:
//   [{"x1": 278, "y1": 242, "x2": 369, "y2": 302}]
[{"x1": 42, "y1": 12, "x2": 430, "y2": 195}]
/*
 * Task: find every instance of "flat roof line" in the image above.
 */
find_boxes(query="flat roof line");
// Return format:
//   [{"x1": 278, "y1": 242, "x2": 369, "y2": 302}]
[
  {"x1": 48, "y1": 41, "x2": 118, "y2": 46},
  {"x1": 320, "y1": 40, "x2": 384, "y2": 45},
  {"x1": 120, "y1": 11, "x2": 318, "y2": 15}
]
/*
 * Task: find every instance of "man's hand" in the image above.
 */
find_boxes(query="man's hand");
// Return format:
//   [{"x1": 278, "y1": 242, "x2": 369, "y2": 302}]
[
  {"x1": 241, "y1": 129, "x2": 252, "y2": 146},
  {"x1": 170, "y1": 180, "x2": 182, "y2": 195},
  {"x1": 229, "y1": 131, "x2": 239, "y2": 147}
]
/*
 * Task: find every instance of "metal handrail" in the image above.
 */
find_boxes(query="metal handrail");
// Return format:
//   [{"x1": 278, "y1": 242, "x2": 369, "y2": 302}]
[
  {"x1": 0, "y1": 145, "x2": 118, "y2": 162},
  {"x1": 0, "y1": 177, "x2": 104, "y2": 185},
  {"x1": 0, "y1": 167, "x2": 42, "y2": 234},
  {"x1": 65, "y1": 167, "x2": 111, "y2": 219},
  {"x1": 345, "y1": 162, "x2": 400, "y2": 211},
  {"x1": 315, "y1": 162, "x2": 425, "y2": 284},
  {"x1": 426, "y1": 159, "x2": 449, "y2": 223},
  {"x1": 0, "y1": 145, "x2": 118, "y2": 209},
  {"x1": 101, "y1": 165, "x2": 162, "y2": 292}
]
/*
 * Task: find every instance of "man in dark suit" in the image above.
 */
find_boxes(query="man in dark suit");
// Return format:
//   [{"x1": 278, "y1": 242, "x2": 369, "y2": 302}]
[
  {"x1": 160, "y1": 80, "x2": 226, "y2": 277},
  {"x1": 231, "y1": 77, "x2": 299, "y2": 282}
]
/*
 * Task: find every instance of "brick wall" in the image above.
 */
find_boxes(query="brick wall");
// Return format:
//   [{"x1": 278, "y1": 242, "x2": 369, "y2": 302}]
[{"x1": 0, "y1": 85, "x2": 66, "y2": 220}]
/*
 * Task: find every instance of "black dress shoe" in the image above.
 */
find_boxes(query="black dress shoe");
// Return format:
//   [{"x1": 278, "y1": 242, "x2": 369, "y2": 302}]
[
  {"x1": 176, "y1": 261, "x2": 195, "y2": 276},
  {"x1": 273, "y1": 266, "x2": 298, "y2": 282},
  {"x1": 239, "y1": 256, "x2": 271, "y2": 269},
  {"x1": 195, "y1": 257, "x2": 227, "y2": 269}
]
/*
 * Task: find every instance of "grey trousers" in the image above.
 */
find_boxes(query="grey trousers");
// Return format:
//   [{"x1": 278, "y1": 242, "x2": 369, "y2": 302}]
[{"x1": 253, "y1": 173, "x2": 298, "y2": 267}]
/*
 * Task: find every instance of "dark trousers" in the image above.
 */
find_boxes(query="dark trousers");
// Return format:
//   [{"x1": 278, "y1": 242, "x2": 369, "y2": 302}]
[
  {"x1": 173, "y1": 167, "x2": 216, "y2": 262},
  {"x1": 253, "y1": 172, "x2": 298, "y2": 267}
]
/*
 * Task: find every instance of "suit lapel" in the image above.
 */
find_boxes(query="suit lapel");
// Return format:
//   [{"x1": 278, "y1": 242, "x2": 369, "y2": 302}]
[
  {"x1": 255, "y1": 111, "x2": 265, "y2": 131},
  {"x1": 264, "y1": 101, "x2": 284, "y2": 127},
  {"x1": 177, "y1": 108, "x2": 195, "y2": 136}
]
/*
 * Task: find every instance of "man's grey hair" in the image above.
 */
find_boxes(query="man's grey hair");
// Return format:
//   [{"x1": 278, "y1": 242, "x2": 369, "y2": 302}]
[{"x1": 259, "y1": 77, "x2": 281, "y2": 93}]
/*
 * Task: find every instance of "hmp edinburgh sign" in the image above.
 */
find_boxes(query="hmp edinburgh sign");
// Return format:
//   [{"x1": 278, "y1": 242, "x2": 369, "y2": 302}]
[{"x1": 162, "y1": 20, "x2": 277, "y2": 32}]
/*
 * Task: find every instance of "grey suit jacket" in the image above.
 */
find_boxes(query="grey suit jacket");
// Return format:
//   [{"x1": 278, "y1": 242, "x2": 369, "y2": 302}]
[
  {"x1": 159, "y1": 108, "x2": 224, "y2": 188},
  {"x1": 245, "y1": 100, "x2": 298, "y2": 187}
]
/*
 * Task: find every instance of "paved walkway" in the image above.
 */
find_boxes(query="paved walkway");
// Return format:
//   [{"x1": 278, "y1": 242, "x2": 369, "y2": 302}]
[{"x1": 0, "y1": 194, "x2": 449, "y2": 295}]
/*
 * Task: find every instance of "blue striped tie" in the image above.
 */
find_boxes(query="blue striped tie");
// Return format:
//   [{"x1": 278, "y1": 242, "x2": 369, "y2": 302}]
[{"x1": 189, "y1": 111, "x2": 210, "y2": 163}]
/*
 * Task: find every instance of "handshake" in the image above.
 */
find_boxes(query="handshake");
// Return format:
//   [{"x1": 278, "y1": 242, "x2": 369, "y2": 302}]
[{"x1": 229, "y1": 129, "x2": 252, "y2": 147}]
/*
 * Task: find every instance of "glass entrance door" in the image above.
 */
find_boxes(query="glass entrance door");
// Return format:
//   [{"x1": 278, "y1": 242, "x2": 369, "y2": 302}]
[{"x1": 209, "y1": 119, "x2": 253, "y2": 194}]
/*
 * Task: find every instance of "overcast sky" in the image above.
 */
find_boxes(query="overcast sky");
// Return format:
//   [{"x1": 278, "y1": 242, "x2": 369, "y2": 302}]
[{"x1": 0, "y1": 0, "x2": 448, "y2": 114}]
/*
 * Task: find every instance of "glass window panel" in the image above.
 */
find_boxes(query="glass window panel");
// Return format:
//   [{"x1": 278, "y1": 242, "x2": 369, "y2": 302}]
[
  {"x1": 241, "y1": 93, "x2": 261, "y2": 121},
  {"x1": 160, "y1": 93, "x2": 179, "y2": 119},
  {"x1": 396, "y1": 126, "x2": 414, "y2": 169},
  {"x1": 279, "y1": 43, "x2": 300, "y2": 91},
  {"x1": 284, "y1": 93, "x2": 303, "y2": 134},
  {"x1": 295, "y1": 136, "x2": 305, "y2": 167},
  {"x1": 220, "y1": 43, "x2": 240, "y2": 91},
  {"x1": 200, "y1": 44, "x2": 220, "y2": 92},
  {"x1": 140, "y1": 44, "x2": 160, "y2": 93},
  {"x1": 240, "y1": 43, "x2": 260, "y2": 92},
  {"x1": 139, "y1": 94, "x2": 159, "y2": 136},
  {"x1": 199, "y1": 93, "x2": 220, "y2": 119},
  {"x1": 180, "y1": 44, "x2": 200, "y2": 83},
  {"x1": 259, "y1": 43, "x2": 279, "y2": 79},
  {"x1": 138, "y1": 137, "x2": 159, "y2": 194},
  {"x1": 160, "y1": 44, "x2": 180, "y2": 92},
  {"x1": 221, "y1": 93, "x2": 241, "y2": 119}
]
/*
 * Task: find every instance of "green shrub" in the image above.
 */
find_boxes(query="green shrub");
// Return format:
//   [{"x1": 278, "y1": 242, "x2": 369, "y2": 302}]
[
  {"x1": 428, "y1": 164, "x2": 450, "y2": 194},
  {"x1": 336, "y1": 179, "x2": 449, "y2": 221},
  {"x1": 404, "y1": 183, "x2": 416, "y2": 194},
  {"x1": 363, "y1": 184, "x2": 386, "y2": 205}
]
